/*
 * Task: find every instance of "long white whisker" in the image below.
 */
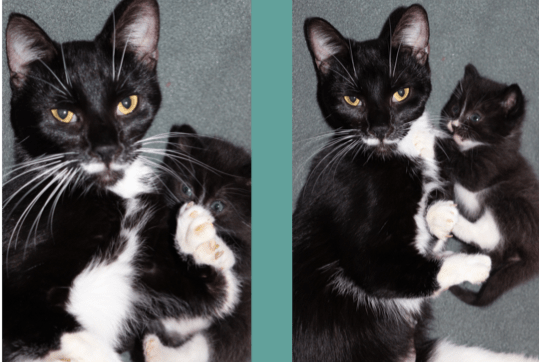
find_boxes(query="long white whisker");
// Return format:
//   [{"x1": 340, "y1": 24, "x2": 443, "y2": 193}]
[
  {"x1": 112, "y1": 11, "x2": 116, "y2": 80},
  {"x1": 60, "y1": 43, "x2": 71, "y2": 87},
  {"x1": 38, "y1": 59, "x2": 71, "y2": 96}
]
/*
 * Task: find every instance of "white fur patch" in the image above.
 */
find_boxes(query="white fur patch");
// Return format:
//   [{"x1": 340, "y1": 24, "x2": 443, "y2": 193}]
[
  {"x1": 162, "y1": 317, "x2": 211, "y2": 337},
  {"x1": 436, "y1": 253, "x2": 491, "y2": 290},
  {"x1": 108, "y1": 158, "x2": 154, "y2": 199},
  {"x1": 66, "y1": 198, "x2": 147, "y2": 350},
  {"x1": 42, "y1": 331, "x2": 124, "y2": 362},
  {"x1": 453, "y1": 134, "x2": 485, "y2": 151},
  {"x1": 144, "y1": 333, "x2": 210, "y2": 362},
  {"x1": 452, "y1": 209, "x2": 502, "y2": 251},
  {"x1": 454, "y1": 183, "x2": 482, "y2": 217},
  {"x1": 81, "y1": 162, "x2": 106, "y2": 174},
  {"x1": 330, "y1": 266, "x2": 424, "y2": 318},
  {"x1": 431, "y1": 339, "x2": 539, "y2": 362},
  {"x1": 363, "y1": 137, "x2": 380, "y2": 146}
]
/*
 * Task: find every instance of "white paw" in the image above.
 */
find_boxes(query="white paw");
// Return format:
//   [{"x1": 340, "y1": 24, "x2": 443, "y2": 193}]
[
  {"x1": 413, "y1": 130, "x2": 435, "y2": 159},
  {"x1": 437, "y1": 253, "x2": 491, "y2": 290},
  {"x1": 143, "y1": 333, "x2": 210, "y2": 362},
  {"x1": 43, "y1": 331, "x2": 123, "y2": 362},
  {"x1": 175, "y1": 202, "x2": 235, "y2": 271},
  {"x1": 426, "y1": 200, "x2": 459, "y2": 242}
]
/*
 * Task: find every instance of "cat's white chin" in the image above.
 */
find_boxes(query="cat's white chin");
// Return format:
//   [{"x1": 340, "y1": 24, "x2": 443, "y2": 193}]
[
  {"x1": 106, "y1": 159, "x2": 155, "y2": 198},
  {"x1": 453, "y1": 134, "x2": 484, "y2": 151}
]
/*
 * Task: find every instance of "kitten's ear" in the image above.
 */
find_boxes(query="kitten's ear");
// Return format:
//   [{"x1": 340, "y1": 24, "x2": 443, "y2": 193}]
[
  {"x1": 167, "y1": 124, "x2": 203, "y2": 155},
  {"x1": 98, "y1": 0, "x2": 160, "y2": 69},
  {"x1": 463, "y1": 64, "x2": 480, "y2": 80},
  {"x1": 501, "y1": 84, "x2": 524, "y2": 118},
  {"x1": 5, "y1": 14, "x2": 57, "y2": 88},
  {"x1": 304, "y1": 17, "x2": 348, "y2": 74},
  {"x1": 391, "y1": 4, "x2": 430, "y2": 65}
]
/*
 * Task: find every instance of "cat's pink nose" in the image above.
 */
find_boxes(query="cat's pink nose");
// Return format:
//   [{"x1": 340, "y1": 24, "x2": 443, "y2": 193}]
[{"x1": 447, "y1": 120, "x2": 460, "y2": 132}]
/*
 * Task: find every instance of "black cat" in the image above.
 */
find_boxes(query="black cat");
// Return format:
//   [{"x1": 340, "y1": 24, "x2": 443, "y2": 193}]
[
  {"x1": 127, "y1": 125, "x2": 251, "y2": 362},
  {"x1": 293, "y1": 5, "x2": 535, "y2": 362},
  {"x1": 438, "y1": 64, "x2": 539, "y2": 307},
  {"x1": 3, "y1": 0, "x2": 162, "y2": 360}
]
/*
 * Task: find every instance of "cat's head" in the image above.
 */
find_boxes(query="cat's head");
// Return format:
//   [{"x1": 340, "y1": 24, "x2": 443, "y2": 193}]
[
  {"x1": 441, "y1": 64, "x2": 525, "y2": 152},
  {"x1": 304, "y1": 5, "x2": 431, "y2": 156},
  {"x1": 5, "y1": 0, "x2": 161, "y2": 188},
  {"x1": 161, "y1": 125, "x2": 251, "y2": 241}
]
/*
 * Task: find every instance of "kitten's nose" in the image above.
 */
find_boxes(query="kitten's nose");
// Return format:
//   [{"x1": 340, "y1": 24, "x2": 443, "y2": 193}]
[{"x1": 447, "y1": 120, "x2": 460, "y2": 132}]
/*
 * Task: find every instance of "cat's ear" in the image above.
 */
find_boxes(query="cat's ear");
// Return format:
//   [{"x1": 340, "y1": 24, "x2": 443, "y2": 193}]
[
  {"x1": 463, "y1": 64, "x2": 480, "y2": 80},
  {"x1": 167, "y1": 124, "x2": 203, "y2": 155},
  {"x1": 98, "y1": 0, "x2": 160, "y2": 69},
  {"x1": 304, "y1": 18, "x2": 348, "y2": 74},
  {"x1": 5, "y1": 14, "x2": 57, "y2": 88},
  {"x1": 501, "y1": 84, "x2": 524, "y2": 118},
  {"x1": 391, "y1": 4, "x2": 430, "y2": 65}
]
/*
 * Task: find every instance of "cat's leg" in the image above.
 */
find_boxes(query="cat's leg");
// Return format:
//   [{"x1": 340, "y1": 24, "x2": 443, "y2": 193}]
[
  {"x1": 175, "y1": 202, "x2": 239, "y2": 316},
  {"x1": 143, "y1": 333, "x2": 210, "y2": 362},
  {"x1": 42, "y1": 331, "x2": 123, "y2": 362},
  {"x1": 451, "y1": 209, "x2": 501, "y2": 251},
  {"x1": 429, "y1": 339, "x2": 539, "y2": 362}
]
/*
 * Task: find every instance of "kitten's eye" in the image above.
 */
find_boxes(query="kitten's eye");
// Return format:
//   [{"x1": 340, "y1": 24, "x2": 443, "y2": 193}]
[
  {"x1": 210, "y1": 201, "x2": 224, "y2": 213},
  {"x1": 181, "y1": 184, "x2": 193, "y2": 197},
  {"x1": 51, "y1": 109, "x2": 75, "y2": 123},
  {"x1": 392, "y1": 88, "x2": 410, "y2": 102},
  {"x1": 344, "y1": 96, "x2": 360, "y2": 107},
  {"x1": 451, "y1": 105, "x2": 459, "y2": 114},
  {"x1": 117, "y1": 95, "x2": 138, "y2": 115},
  {"x1": 470, "y1": 114, "x2": 481, "y2": 122}
]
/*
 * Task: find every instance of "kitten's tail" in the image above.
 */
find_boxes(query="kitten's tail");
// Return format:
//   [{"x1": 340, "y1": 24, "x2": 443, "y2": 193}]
[{"x1": 428, "y1": 340, "x2": 538, "y2": 362}]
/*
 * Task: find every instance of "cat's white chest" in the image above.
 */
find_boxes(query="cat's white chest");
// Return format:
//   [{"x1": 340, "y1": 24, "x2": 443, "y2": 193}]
[{"x1": 454, "y1": 183, "x2": 482, "y2": 217}]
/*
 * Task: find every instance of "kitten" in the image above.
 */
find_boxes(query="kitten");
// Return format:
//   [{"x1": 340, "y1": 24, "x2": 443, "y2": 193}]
[
  {"x1": 128, "y1": 125, "x2": 251, "y2": 362},
  {"x1": 438, "y1": 64, "x2": 539, "y2": 306},
  {"x1": 2, "y1": 0, "x2": 162, "y2": 360},
  {"x1": 293, "y1": 5, "x2": 536, "y2": 362}
]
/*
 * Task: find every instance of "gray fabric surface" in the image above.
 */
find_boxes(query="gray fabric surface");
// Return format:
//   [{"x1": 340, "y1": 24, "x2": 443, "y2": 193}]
[
  {"x1": 2, "y1": 0, "x2": 251, "y2": 175},
  {"x1": 293, "y1": 0, "x2": 539, "y2": 357},
  {"x1": 2, "y1": 1, "x2": 250, "y2": 361}
]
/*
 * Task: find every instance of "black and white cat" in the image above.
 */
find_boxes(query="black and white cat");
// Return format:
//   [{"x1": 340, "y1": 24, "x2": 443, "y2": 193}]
[
  {"x1": 2, "y1": 0, "x2": 162, "y2": 360},
  {"x1": 293, "y1": 5, "x2": 537, "y2": 362},
  {"x1": 127, "y1": 125, "x2": 251, "y2": 362},
  {"x1": 437, "y1": 64, "x2": 539, "y2": 306}
]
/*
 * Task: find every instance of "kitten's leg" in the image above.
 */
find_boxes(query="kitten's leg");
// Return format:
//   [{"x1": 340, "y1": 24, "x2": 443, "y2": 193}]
[
  {"x1": 426, "y1": 200, "x2": 459, "y2": 243},
  {"x1": 43, "y1": 331, "x2": 123, "y2": 362},
  {"x1": 429, "y1": 339, "x2": 539, "y2": 362},
  {"x1": 451, "y1": 209, "x2": 501, "y2": 251},
  {"x1": 436, "y1": 253, "x2": 491, "y2": 292},
  {"x1": 143, "y1": 333, "x2": 210, "y2": 362},
  {"x1": 175, "y1": 202, "x2": 239, "y2": 315}
]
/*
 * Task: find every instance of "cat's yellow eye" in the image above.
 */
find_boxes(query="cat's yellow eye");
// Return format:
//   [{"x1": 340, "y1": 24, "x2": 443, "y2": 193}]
[
  {"x1": 117, "y1": 95, "x2": 138, "y2": 115},
  {"x1": 392, "y1": 88, "x2": 410, "y2": 102},
  {"x1": 51, "y1": 109, "x2": 74, "y2": 123},
  {"x1": 344, "y1": 96, "x2": 360, "y2": 107}
]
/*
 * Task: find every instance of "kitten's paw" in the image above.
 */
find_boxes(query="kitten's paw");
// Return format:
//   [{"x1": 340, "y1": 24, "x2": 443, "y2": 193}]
[
  {"x1": 44, "y1": 331, "x2": 122, "y2": 362},
  {"x1": 413, "y1": 130, "x2": 435, "y2": 159},
  {"x1": 426, "y1": 200, "x2": 459, "y2": 241},
  {"x1": 144, "y1": 333, "x2": 210, "y2": 362},
  {"x1": 175, "y1": 202, "x2": 235, "y2": 271},
  {"x1": 437, "y1": 253, "x2": 491, "y2": 290}
]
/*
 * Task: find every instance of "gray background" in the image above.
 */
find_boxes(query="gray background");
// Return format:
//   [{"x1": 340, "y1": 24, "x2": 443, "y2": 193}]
[
  {"x1": 2, "y1": 1, "x2": 250, "y2": 360},
  {"x1": 2, "y1": 0, "x2": 251, "y2": 176},
  {"x1": 294, "y1": 0, "x2": 539, "y2": 357}
]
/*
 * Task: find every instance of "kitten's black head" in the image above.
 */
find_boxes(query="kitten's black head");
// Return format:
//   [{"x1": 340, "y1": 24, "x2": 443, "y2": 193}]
[
  {"x1": 5, "y1": 0, "x2": 161, "y2": 188},
  {"x1": 304, "y1": 4, "x2": 431, "y2": 156},
  {"x1": 441, "y1": 64, "x2": 525, "y2": 152},
  {"x1": 161, "y1": 125, "x2": 251, "y2": 242}
]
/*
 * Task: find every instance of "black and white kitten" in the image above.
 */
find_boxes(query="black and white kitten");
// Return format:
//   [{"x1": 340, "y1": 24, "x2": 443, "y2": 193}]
[
  {"x1": 293, "y1": 5, "x2": 536, "y2": 362},
  {"x1": 438, "y1": 64, "x2": 539, "y2": 306},
  {"x1": 129, "y1": 125, "x2": 251, "y2": 362},
  {"x1": 3, "y1": 0, "x2": 162, "y2": 360}
]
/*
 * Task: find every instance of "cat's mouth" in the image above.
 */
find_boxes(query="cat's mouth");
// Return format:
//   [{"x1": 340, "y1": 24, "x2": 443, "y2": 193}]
[
  {"x1": 81, "y1": 162, "x2": 126, "y2": 187},
  {"x1": 363, "y1": 137, "x2": 399, "y2": 156}
]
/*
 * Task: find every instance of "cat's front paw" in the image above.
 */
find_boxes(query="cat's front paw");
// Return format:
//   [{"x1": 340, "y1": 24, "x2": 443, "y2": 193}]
[
  {"x1": 437, "y1": 253, "x2": 491, "y2": 290},
  {"x1": 175, "y1": 202, "x2": 235, "y2": 271},
  {"x1": 413, "y1": 130, "x2": 435, "y2": 159},
  {"x1": 44, "y1": 331, "x2": 123, "y2": 362},
  {"x1": 144, "y1": 333, "x2": 210, "y2": 362},
  {"x1": 426, "y1": 200, "x2": 459, "y2": 242}
]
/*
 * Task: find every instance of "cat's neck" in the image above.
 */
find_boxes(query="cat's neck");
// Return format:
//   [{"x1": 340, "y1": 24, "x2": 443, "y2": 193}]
[{"x1": 107, "y1": 158, "x2": 156, "y2": 199}]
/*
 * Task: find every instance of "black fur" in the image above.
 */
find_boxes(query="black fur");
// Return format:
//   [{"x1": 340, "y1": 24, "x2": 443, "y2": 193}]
[
  {"x1": 130, "y1": 125, "x2": 251, "y2": 361},
  {"x1": 293, "y1": 5, "x2": 446, "y2": 362},
  {"x1": 438, "y1": 64, "x2": 539, "y2": 306},
  {"x1": 2, "y1": 0, "x2": 161, "y2": 359}
]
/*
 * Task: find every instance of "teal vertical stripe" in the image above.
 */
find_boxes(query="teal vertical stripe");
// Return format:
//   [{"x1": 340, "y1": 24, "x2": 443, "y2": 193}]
[{"x1": 252, "y1": 1, "x2": 292, "y2": 361}]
